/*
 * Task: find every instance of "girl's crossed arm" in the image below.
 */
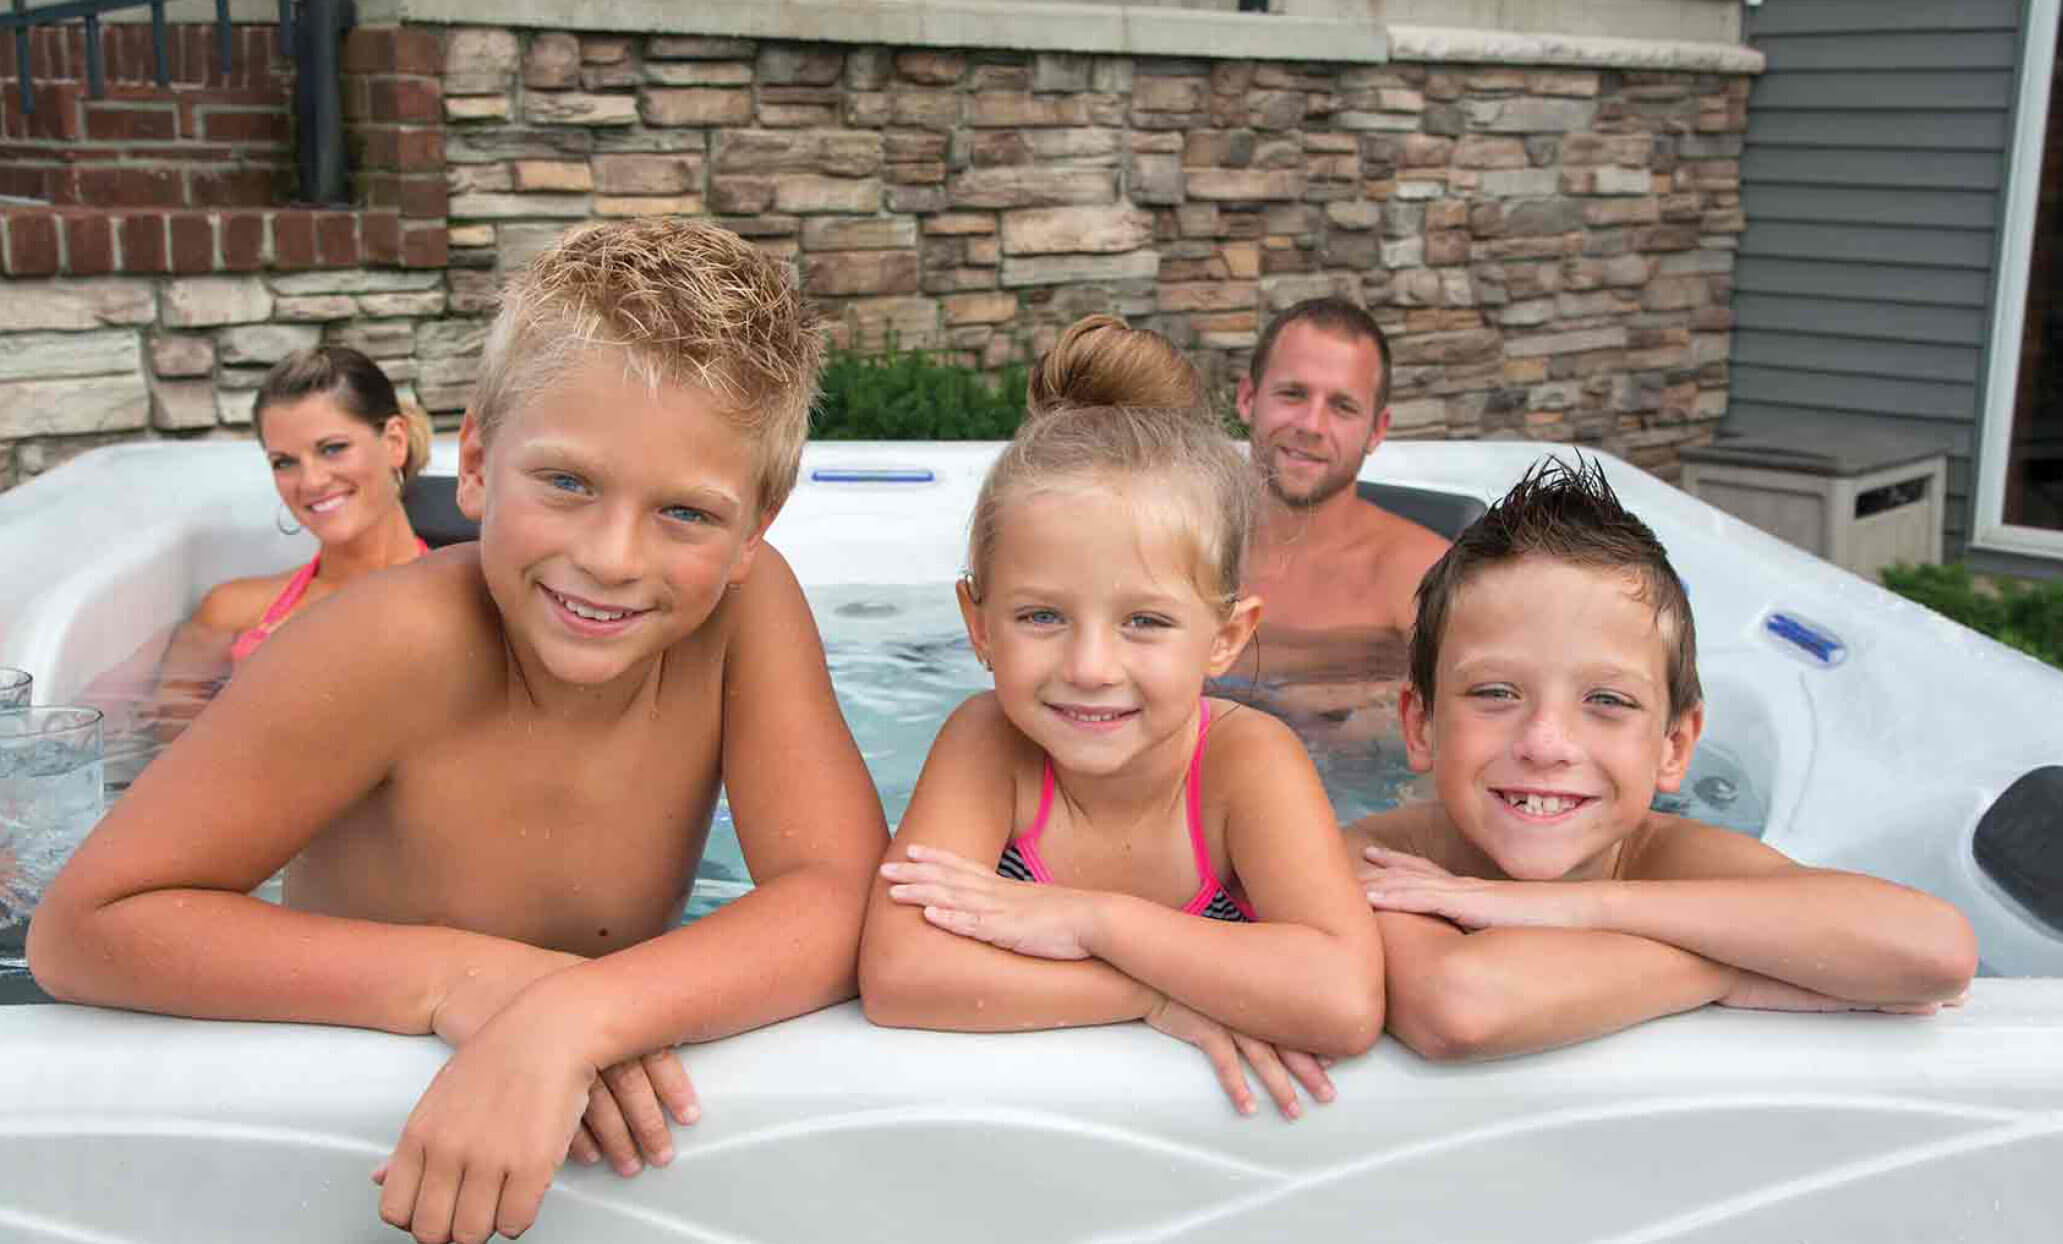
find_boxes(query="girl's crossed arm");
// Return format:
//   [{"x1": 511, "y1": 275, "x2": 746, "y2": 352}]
[
  {"x1": 868, "y1": 705, "x2": 1383, "y2": 1058},
  {"x1": 859, "y1": 696, "x2": 1166, "y2": 1033}
]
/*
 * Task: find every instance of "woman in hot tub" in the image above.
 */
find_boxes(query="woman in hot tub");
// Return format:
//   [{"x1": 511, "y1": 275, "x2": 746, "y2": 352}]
[{"x1": 138, "y1": 346, "x2": 432, "y2": 733}]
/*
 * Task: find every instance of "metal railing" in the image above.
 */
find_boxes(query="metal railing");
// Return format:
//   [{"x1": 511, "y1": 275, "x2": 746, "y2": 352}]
[
  {"x1": 1, "y1": 1, "x2": 298, "y2": 112},
  {"x1": 2, "y1": 0, "x2": 351, "y2": 206}
]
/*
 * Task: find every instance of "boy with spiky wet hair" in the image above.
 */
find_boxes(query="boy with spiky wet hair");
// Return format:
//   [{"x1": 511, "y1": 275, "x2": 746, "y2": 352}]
[
  {"x1": 34, "y1": 219, "x2": 888, "y2": 1240},
  {"x1": 1344, "y1": 456, "x2": 1975, "y2": 1061}
]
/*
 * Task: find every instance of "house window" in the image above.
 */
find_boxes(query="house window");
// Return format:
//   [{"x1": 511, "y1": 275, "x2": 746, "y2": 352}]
[{"x1": 1978, "y1": 0, "x2": 2063, "y2": 557}]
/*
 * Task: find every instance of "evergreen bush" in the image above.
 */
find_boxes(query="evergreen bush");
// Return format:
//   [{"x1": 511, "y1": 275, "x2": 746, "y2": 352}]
[{"x1": 812, "y1": 346, "x2": 1028, "y2": 441}]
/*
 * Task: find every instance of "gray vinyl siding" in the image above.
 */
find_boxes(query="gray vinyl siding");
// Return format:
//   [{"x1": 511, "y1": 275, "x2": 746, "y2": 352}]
[{"x1": 1730, "y1": 0, "x2": 2026, "y2": 556}]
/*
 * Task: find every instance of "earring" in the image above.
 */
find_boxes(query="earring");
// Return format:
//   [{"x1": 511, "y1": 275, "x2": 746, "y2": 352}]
[
  {"x1": 393, "y1": 466, "x2": 406, "y2": 496},
  {"x1": 276, "y1": 503, "x2": 302, "y2": 536},
  {"x1": 977, "y1": 651, "x2": 992, "y2": 671}
]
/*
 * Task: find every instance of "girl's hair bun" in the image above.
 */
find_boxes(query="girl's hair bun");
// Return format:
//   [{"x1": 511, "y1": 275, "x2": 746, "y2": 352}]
[{"x1": 1027, "y1": 314, "x2": 1206, "y2": 415}]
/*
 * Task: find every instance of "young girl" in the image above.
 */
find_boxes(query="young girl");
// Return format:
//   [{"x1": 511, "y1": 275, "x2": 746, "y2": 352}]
[{"x1": 860, "y1": 317, "x2": 1384, "y2": 1119}]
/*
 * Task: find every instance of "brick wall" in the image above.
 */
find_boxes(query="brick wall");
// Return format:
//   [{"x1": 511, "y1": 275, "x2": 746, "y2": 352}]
[
  {"x1": 0, "y1": 22, "x2": 447, "y2": 279},
  {"x1": 0, "y1": 22, "x2": 1747, "y2": 489}
]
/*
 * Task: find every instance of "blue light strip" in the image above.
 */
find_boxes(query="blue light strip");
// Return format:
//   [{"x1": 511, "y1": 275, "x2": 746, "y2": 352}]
[
  {"x1": 809, "y1": 468, "x2": 937, "y2": 485},
  {"x1": 1765, "y1": 611, "x2": 1846, "y2": 666}
]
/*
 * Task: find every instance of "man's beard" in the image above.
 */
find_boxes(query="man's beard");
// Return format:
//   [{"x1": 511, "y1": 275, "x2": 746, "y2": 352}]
[{"x1": 1262, "y1": 444, "x2": 1359, "y2": 510}]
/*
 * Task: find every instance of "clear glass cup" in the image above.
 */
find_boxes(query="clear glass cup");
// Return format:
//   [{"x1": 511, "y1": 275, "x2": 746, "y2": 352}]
[
  {"x1": 0, "y1": 668, "x2": 29, "y2": 710},
  {"x1": 0, "y1": 707, "x2": 105, "y2": 974}
]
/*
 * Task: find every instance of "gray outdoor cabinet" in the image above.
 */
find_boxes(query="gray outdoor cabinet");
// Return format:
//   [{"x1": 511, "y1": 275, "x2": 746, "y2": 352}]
[{"x1": 1680, "y1": 423, "x2": 1950, "y2": 581}]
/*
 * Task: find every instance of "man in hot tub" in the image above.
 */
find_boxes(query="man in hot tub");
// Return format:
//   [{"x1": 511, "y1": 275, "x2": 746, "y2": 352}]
[{"x1": 1228, "y1": 298, "x2": 1450, "y2": 755}]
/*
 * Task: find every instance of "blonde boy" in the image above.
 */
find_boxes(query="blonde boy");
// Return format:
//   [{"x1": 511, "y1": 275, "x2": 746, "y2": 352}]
[
  {"x1": 1346, "y1": 457, "x2": 1976, "y2": 1060},
  {"x1": 32, "y1": 219, "x2": 887, "y2": 1240}
]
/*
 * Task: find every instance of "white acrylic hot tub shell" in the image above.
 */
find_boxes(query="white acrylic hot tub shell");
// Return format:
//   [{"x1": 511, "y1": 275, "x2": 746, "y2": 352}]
[
  {"x1": 3, "y1": 438, "x2": 2061, "y2": 1241},
  {"x1": 2, "y1": 989, "x2": 2061, "y2": 1243}
]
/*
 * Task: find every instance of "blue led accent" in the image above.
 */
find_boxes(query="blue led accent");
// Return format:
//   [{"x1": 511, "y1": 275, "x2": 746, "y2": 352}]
[
  {"x1": 1765, "y1": 611, "x2": 1846, "y2": 666},
  {"x1": 809, "y1": 468, "x2": 937, "y2": 485}
]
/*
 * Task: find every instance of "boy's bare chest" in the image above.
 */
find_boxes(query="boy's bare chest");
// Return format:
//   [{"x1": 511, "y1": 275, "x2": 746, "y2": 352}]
[{"x1": 295, "y1": 709, "x2": 725, "y2": 955}]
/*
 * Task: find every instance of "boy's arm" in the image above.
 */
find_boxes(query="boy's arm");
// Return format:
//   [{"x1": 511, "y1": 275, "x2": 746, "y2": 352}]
[
  {"x1": 859, "y1": 696, "x2": 1165, "y2": 1032},
  {"x1": 1374, "y1": 909, "x2": 1739, "y2": 1060},
  {"x1": 30, "y1": 563, "x2": 549, "y2": 1033},
  {"x1": 1360, "y1": 816, "x2": 1976, "y2": 1006},
  {"x1": 1344, "y1": 815, "x2": 1736, "y2": 1060},
  {"x1": 1588, "y1": 819, "x2": 1977, "y2": 1004}
]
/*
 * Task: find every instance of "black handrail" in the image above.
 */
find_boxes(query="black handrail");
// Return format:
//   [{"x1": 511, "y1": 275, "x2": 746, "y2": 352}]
[
  {"x1": 4, "y1": 0, "x2": 348, "y2": 207},
  {"x1": 3, "y1": 0, "x2": 194, "y2": 113}
]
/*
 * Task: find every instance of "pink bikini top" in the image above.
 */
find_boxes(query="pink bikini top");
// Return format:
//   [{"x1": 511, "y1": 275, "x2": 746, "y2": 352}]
[
  {"x1": 995, "y1": 700, "x2": 1257, "y2": 923},
  {"x1": 228, "y1": 540, "x2": 429, "y2": 664}
]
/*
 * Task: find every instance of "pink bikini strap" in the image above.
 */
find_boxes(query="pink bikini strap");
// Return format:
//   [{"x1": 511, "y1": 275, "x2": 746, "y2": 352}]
[
  {"x1": 1007, "y1": 757, "x2": 1059, "y2": 884},
  {"x1": 256, "y1": 557, "x2": 321, "y2": 631},
  {"x1": 1184, "y1": 699, "x2": 1216, "y2": 883}
]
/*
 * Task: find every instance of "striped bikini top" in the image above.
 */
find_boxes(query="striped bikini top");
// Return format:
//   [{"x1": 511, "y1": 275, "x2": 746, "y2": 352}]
[{"x1": 996, "y1": 700, "x2": 1256, "y2": 923}]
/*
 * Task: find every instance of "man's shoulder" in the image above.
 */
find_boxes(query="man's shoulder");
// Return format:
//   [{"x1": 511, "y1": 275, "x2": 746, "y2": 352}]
[{"x1": 1354, "y1": 502, "x2": 1451, "y2": 579}]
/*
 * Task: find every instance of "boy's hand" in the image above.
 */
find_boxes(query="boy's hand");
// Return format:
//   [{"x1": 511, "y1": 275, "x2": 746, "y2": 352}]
[
  {"x1": 373, "y1": 1006, "x2": 594, "y2": 1243},
  {"x1": 1144, "y1": 995, "x2": 1335, "y2": 1120},
  {"x1": 1359, "y1": 846, "x2": 1593, "y2": 930},
  {"x1": 430, "y1": 945, "x2": 697, "y2": 1179},
  {"x1": 880, "y1": 844, "x2": 1096, "y2": 960},
  {"x1": 566, "y1": 1049, "x2": 700, "y2": 1176}
]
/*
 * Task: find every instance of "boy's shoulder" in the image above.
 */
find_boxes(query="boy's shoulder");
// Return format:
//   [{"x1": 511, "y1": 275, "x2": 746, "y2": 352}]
[
  {"x1": 273, "y1": 544, "x2": 507, "y2": 698},
  {"x1": 1341, "y1": 801, "x2": 1452, "y2": 862},
  {"x1": 1616, "y1": 811, "x2": 1798, "y2": 881}
]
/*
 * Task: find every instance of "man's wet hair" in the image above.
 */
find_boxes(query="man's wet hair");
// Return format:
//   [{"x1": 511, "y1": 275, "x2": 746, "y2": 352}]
[
  {"x1": 1408, "y1": 454, "x2": 1702, "y2": 723},
  {"x1": 1249, "y1": 296, "x2": 1393, "y2": 412}
]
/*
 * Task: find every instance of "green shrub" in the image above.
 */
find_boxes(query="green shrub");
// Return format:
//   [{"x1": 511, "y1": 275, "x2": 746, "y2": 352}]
[
  {"x1": 1880, "y1": 562, "x2": 2063, "y2": 669},
  {"x1": 812, "y1": 346, "x2": 1028, "y2": 441}
]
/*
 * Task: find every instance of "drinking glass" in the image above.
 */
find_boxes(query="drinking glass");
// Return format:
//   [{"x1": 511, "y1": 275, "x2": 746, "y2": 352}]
[
  {"x1": 0, "y1": 707, "x2": 105, "y2": 973},
  {"x1": 0, "y1": 668, "x2": 28, "y2": 710}
]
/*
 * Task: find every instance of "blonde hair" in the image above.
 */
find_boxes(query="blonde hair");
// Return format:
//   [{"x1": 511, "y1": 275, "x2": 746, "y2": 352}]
[
  {"x1": 1027, "y1": 313, "x2": 1205, "y2": 412},
  {"x1": 254, "y1": 346, "x2": 432, "y2": 483},
  {"x1": 974, "y1": 318, "x2": 1253, "y2": 614},
  {"x1": 470, "y1": 218, "x2": 823, "y2": 515}
]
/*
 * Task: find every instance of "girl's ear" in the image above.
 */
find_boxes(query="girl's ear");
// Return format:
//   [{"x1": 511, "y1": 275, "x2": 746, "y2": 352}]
[
  {"x1": 956, "y1": 576, "x2": 992, "y2": 672},
  {"x1": 1652, "y1": 700, "x2": 1705, "y2": 794},
  {"x1": 1204, "y1": 594, "x2": 1262, "y2": 678},
  {"x1": 1399, "y1": 683, "x2": 1435, "y2": 773}
]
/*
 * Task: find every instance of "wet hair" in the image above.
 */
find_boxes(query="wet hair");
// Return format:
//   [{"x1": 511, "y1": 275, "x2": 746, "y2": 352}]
[
  {"x1": 1250, "y1": 296, "x2": 1394, "y2": 412},
  {"x1": 470, "y1": 217, "x2": 823, "y2": 516},
  {"x1": 1027, "y1": 314, "x2": 1204, "y2": 412},
  {"x1": 1409, "y1": 455, "x2": 1702, "y2": 722},
  {"x1": 253, "y1": 346, "x2": 432, "y2": 483},
  {"x1": 972, "y1": 316, "x2": 1252, "y2": 614}
]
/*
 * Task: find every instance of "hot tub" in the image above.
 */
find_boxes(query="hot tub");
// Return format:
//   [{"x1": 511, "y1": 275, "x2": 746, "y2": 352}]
[{"x1": 1, "y1": 439, "x2": 2059, "y2": 1242}]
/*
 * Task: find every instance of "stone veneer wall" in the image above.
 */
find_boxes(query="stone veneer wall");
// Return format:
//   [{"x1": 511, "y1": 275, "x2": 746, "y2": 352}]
[{"x1": 0, "y1": 21, "x2": 1749, "y2": 489}]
